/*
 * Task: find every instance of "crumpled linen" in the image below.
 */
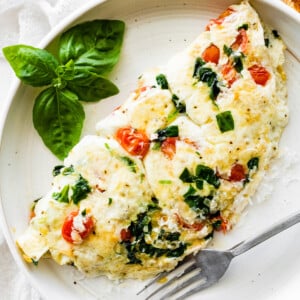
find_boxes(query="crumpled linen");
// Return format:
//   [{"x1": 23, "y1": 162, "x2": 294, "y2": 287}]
[{"x1": 0, "y1": 1, "x2": 98, "y2": 299}]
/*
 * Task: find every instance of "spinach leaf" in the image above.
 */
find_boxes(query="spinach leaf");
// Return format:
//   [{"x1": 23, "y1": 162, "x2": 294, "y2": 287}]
[
  {"x1": 72, "y1": 175, "x2": 91, "y2": 204},
  {"x1": 155, "y1": 125, "x2": 179, "y2": 142},
  {"x1": 2, "y1": 45, "x2": 59, "y2": 87},
  {"x1": 67, "y1": 70, "x2": 119, "y2": 102},
  {"x1": 196, "y1": 164, "x2": 220, "y2": 188},
  {"x1": 247, "y1": 157, "x2": 259, "y2": 170},
  {"x1": 156, "y1": 74, "x2": 169, "y2": 89},
  {"x1": 216, "y1": 111, "x2": 235, "y2": 133},
  {"x1": 172, "y1": 94, "x2": 186, "y2": 113},
  {"x1": 52, "y1": 185, "x2": 70, "y2": 203},
  {"x1": 59, "y1": 20, "x2": 125, "y2": 75},
  {"x1": 193, "y1": 58, "x2": 220, "y2": 100},
  {"x1": 33, "y1": 87, "x2": 85, "y2": 160}
]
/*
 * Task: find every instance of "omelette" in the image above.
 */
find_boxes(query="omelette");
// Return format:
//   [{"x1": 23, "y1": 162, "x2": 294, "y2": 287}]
[{"x1": 17, "y1": 1, "x2": 288, "y2": 280}]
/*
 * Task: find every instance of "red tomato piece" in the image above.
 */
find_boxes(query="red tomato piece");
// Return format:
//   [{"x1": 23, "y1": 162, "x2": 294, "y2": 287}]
[
  {"x1": 231, "y1": 29, "x2": 248, "y2": 52},
  {"x1": 161, "y1": 137, "x2": 178, "y2": 159},
  {"x1": 120, "y1": 228, "x2": 132, "y2": 242},
  {"x1": 62, "y1": 211, "x2": 94, "y2": 244},
  {"x1": 175, "y1": 213, "x2": 205, "y2": 231},
  {"x1": 116, "y1": 126, "x2": 150, "y2": 158},
  {"x1": 248, "y1": 64, "x2": 270, "y2": 86},
  {"x1": 206, "y1": 8, "x2": 235, "y2": 31},
  {"x1": 229, "y1": 163, "x2": 246, "y2": 182},
  {"x1": 201, "y1": 44, "x2": 220, "y2": 64},
  {"x1": 221, "y1": 62, "x2": 237, "y2": 87},
  {"x1": 212, "y1": 216, "x2": 228, "y2": 233}
]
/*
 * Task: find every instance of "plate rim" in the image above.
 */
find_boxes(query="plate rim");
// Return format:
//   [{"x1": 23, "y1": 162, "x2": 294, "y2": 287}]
[{"x1": 0, "y1": 0, "x2": 299, "y2": 299}]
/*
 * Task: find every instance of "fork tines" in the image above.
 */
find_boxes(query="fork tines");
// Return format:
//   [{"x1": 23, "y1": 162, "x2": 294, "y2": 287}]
[{"x1": 137, "y1": 256, "x2": 205, "y2": 300}]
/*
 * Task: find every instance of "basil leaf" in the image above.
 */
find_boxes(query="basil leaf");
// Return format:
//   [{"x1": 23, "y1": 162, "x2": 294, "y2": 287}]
[
  {"x1": 59, "y1": 20, "x2": 125, "y2": 75},
  {"x1": 67, "y1": 70, "x2": 119, "y2": 102},
  {"x1": 216, "y1": 111, "x2": 235, "y2": 133},
  {"x1": 33, "y1": 87, "x2": 85, "y2": 160},
  {"x1": 2, "y1": 45, "x2": 59, "y2": 87}
]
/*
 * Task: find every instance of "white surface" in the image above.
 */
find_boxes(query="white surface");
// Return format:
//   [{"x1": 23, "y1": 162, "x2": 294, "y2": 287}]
[{"x1": 0, "y1": 0, "x2": 300, "y2": 300}]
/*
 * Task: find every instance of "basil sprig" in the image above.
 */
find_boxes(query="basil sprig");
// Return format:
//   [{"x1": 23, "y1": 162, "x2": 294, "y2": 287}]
[{"x1": 3, "y1": 20, "x2": 125, "y2": 160}]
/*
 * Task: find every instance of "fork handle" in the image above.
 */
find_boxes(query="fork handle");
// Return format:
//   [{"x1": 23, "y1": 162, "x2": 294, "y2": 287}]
[{"x1": 229, "y1": 211, "x2": 300, "y2": 257}]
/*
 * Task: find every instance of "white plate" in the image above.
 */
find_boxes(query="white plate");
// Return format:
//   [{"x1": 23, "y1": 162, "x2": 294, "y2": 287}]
[{"x1": 0, "y1": 0, "x2": 300, "y2": 299}]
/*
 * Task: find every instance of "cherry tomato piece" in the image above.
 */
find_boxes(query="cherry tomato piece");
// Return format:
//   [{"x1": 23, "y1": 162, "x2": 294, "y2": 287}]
[
  {"x1": 116, "y1": 126, "x2": 150, "y2": 158},
  {"x1": 120, "y1": 228, "x2": 132, "y2": 242},
  {"x1": 231, "y1": 29, "x2": 248, "y2": 52},
  {"x1": 202, "y1": 44, "x2": 220, "y2": 64},
  {"x1": 229, "y1": 163, "x2": 246, "y2": 182},
  {"x1": 221, "y1": 62, "x2": 237, "y2": 87},
  {"x1": 175, "y1": 213, "x2": 205, "y2": 231},
  {"x1": 161, "y1": 137, "x2": 178, "y2": 159},
  {"x1": 248, "y1": 64, "x2": 270, "y2": 86},
  {"x1": 206, "y1": 8, "x2": 235, "y2": 31},
  {"x1": 62, "y1": 210, "x2": 94, "y2": 244}
]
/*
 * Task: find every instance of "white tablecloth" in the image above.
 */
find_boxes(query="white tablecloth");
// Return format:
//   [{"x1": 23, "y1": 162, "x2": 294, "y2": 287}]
[{"x1": 0, "y1": 1, "x2": 99, "y2": 299}]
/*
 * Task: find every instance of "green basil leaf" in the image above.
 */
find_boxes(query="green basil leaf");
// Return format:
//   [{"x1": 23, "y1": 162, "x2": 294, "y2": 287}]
[
  {"x1": 33, "y1": 87, "x2": 85, "y2": 160},
  {"x1": 216, "y1": 111, "x2": 235, "y2": 133},
  {"x1": 59, "y1": 20, "x2": 125, "y2": 75},
  {"x1": 67, "y1": 70, "x2": 119, "y2": 101},
  {"x1": 2, "y1": 45, "x2": 59, "y2": 87}
]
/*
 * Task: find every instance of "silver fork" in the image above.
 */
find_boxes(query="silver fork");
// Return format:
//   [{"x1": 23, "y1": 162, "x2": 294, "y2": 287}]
[{"x1": 137, "y1": 211, "x2": 300, "y2": 300}]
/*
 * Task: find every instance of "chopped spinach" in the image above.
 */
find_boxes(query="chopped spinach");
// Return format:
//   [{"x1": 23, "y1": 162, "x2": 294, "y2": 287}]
[
  {"x1": 179, "y1": 168, "x2": 194, "y2": 183},
  {"x1": 62, "y1": 165, "x2": 75, "y2": 175},
  {"x1": 195, "y1": 164, "x2": 220, "y2": 188},
  {"x1": 52, "y1": 165, "x2": 64, "y2": 176},
  {"x1": 121, "y1": 209, "x2": 187, "y2": 264},
  {"x1": 155, "y1": 125, "x2": 179, "y2": 142},
  {"x1": 238, "y1": 23, "x2": 249, "y2": 31},
  {"x1": 172, "y1": 94, "x2": 186, "y2": 113},
  {"x1": 72, "y1": 175, "x2": 91, "y2": 204},
  {"x1": 216, "y1": 111, "x2": 235, "y2": 133},
  {"x1": 156, "y1": 74, "x2": 169, "y2": 89},
  {"x1": 193, "y1": 58, "x2": 220, "y2": 100},
  {"x1": 120, "y1": 156, "x2": 136, "y2": 173},
  {"x1": 264, "y1": 38, "x2": 270, "y2": 47},
  {"x1": 184, "y1": 194, "x2": 212, "y2": 216},
  {"x1": 52, "y1": 185, "x2": 70, "y2": 203},
  {"x1": 272, "y1": 29, "x2": 280, "y2": 38},
  {"x1": 247, "y1": 157, "x2": 259, "y2": 170}
]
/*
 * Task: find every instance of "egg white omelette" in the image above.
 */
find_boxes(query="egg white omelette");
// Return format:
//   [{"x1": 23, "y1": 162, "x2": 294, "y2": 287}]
[{"x1": 17, "y1": 1, "x2": 288, "y2": 280}]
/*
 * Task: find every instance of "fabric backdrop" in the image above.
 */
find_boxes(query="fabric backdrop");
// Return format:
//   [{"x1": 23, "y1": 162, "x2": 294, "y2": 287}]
[{"x1": 0, "y1": 1, "x2": 99, "y2": 299}]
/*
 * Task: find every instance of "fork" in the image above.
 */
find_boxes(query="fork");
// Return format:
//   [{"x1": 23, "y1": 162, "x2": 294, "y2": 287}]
[{"x1": 137, "y1": 211, "x2": 300, "y2": 300}]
